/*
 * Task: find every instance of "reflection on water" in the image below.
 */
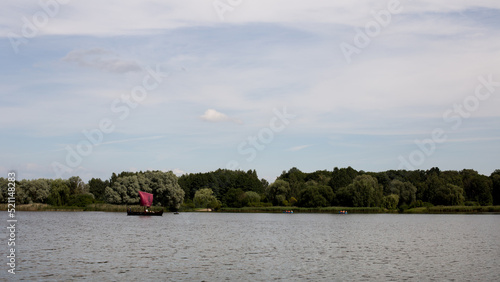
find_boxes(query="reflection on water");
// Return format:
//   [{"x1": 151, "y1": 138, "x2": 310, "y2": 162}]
[{"x1": 6, "y1": 212, "x2": 500, "y2": 281}]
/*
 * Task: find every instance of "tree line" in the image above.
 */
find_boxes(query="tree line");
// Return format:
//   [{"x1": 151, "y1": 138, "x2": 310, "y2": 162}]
[
  {"x1": 0, "y1": 171, "x2": 185, "y2": 211},
  {"x1": 1, "y1": 167, "x2": 499, "y2": 210},
  {"x1": 274, "y1": 167, "x2": 500, "y2": 209}
]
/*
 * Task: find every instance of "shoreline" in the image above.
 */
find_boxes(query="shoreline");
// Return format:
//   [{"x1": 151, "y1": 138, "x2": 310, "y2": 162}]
[
  {"x1": 1, "y1": 203, "x2": 500, "y2": 214},
  {"x1": 220, "y1": 206, "x2": 500, "y2": 214}
]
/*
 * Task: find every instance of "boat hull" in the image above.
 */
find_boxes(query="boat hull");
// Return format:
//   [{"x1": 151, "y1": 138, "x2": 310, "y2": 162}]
[{"x1": 127, "y1": 210, "x2": 163, "y2": 216}]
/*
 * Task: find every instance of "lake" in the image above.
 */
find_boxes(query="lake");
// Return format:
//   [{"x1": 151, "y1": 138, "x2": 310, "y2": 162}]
[{"x1": 3, "y1": 212, "x2": 500, "y2": 281}]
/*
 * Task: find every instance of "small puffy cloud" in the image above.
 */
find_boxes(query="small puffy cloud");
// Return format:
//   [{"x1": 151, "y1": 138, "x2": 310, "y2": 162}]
[
  {"x1": 62, "y1": 48, "x2": 141, "y2": 73},
  {"x1": 200, "y1": 109, "x2": 241, "y2": 123},
  {"x1": 200, "y1": 109, "x2": 228, "y2": 122}
]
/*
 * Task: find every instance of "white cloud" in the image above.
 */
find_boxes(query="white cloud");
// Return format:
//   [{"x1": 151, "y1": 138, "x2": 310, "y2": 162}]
[
  {"x1": 200, "y1": 109, "x2": 242, "y2": 124},
  {"x1": 200, "y1": 109, "x2": 229, "y2": 122}
]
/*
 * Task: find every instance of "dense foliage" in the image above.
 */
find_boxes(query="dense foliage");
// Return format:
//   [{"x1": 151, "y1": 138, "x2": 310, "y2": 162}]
[
  {"x1": 104, "y1": 170, "x2": 184, "y2": 210},
  {"x1": 178, "y1": 169, "x2": 267, "y2": 208},
  {"x1": 1, "y1": 167, "x2": 499, "y2": 210},
  {"x1": 273, "y1": 167, "x2": 497, "y2": 209},
  {"x1": 193, "y1": 188, "x2": 221, "y2": 210},
  {"x1": 0, "y1": 171, "x2": 184, "y2": 211}
]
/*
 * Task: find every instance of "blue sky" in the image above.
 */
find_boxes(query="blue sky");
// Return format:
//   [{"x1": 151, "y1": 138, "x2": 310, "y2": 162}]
[{"x1": 1, "y1": 0, "x2": 499, "y2": 182}]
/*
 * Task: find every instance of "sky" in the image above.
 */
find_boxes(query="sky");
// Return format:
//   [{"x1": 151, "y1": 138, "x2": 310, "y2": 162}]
[{"x1": 1, "y1": 0, "x2": 499, "y2": 183}]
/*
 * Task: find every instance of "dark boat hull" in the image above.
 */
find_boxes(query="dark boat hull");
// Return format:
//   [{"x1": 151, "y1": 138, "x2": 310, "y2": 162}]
[{"x1": 127, "y1": 210, "x2": 163, "y2": 216}]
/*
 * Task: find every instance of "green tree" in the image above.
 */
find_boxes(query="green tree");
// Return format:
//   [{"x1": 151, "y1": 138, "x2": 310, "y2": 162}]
[
  {"x1": 88, "y1": 178, "x2": 109, "y2": 201},
  {"x1": 298, "y1": 186, "x2": 327, "y2": 207},
  {"x1": 178, "y1": 169, "x2": 264, "y2": 202},
  {"x1": 208, "y1": 197, "x2": 222, "y2": 211},
  {"x1": 278, "y1": 167, "x2": 306, "y2": 199},
  {"x1": 223, "y1": 188, "x2": 245, "y2": 208},
  {"x1": 345, "y1": 175, "x2": 383, "y2": 207},
  {"x1": 194, "y1": 188, "x2": 218, "y2": 209},
  {"x1": 261, "y1": 178, "x2": 269, "y2": 190},
  {"x1": 491, "y1": 170, "x2": 500, "y2": 205},
  {"x1": 461, "y1": 169, "x2": 493, "y2": 205},
  {"x1": 0, "y1": 178, "x2": 7, "y2": 203},
  {"x1": 440, "y1": 170, "x2": 463, "y2": 187},
  {"x1": 19, "y1": 179, "x2": 51, "y2": 204},
  {"x1": 244, "y1": 191, "x2": 261, "y2": 205},
  {"x1": 144, "y1": 171, "x2": 184, "y2": 211},
  {"x1": 335, "y1": 186, "x2": 353, "y2": 206},
  {"x1": 383, "y1": 194, "x2": 399, "y2": 210},
  {"x1": 374, "y1": 172, "x2": 391, "y2": 194},
  {"x1": 104, "y1": 186, "x2": 121, "y2": 204},
  {"x1": 67, "y1": 194, "x2": 95, "y2": 207},
  {"x1": 317, "y1": 185, "x2": 334, "y2": 205},
  {"x1": 433, "y1": 184, "x2": 464, "y2": 206},
  {"x1": 104, "y1": 171, "x2": 184, "y2": 211},
  {"x1": 448, "y1": 184, "x2": 465, "y2": 205},
  {"x1": 16, "y1": 184, "x2": 30, "y2": 204},
  {"x1": 329, "y1": 166, "x2": 358, "y2": 191},
  {"x1": 305, "y1": 170, "x2": 331, "y2": 186},
  {"x1": 421, "y1": 174, "x2": 442, "y2": 204},
  {"x1": 68, "y1": 176, "x2": 88, "y2": 194},
  {"x1": 389, "y1": 180, "x2": 416, "y2": 206},
  {"x1": 104, "y1": 175, "x2": 141, "y2": 204},
  {"x1": 47, "y1": 179, "x2": 70, "y2": 206},
  {"x1": 267, "y1": 179, "x2": 291, "y2": 206},
  {"x1": 297, "y1": 185, "x2": 333, "y2": 207}
]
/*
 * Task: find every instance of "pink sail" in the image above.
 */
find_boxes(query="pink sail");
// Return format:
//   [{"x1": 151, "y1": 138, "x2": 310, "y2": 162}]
[{"x1": 138, "y1": 191, "x2": 153, "y2": 207}]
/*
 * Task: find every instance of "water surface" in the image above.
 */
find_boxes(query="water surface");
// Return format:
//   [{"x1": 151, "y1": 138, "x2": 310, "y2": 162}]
[{"x1": 4, "y1": 212, "x2": 500, "y2": 281}]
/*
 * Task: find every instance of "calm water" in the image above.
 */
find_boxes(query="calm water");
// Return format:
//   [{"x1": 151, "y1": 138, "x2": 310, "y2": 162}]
[{"x1": 2, "y1": 212, "x2": 499, "y2": 281}]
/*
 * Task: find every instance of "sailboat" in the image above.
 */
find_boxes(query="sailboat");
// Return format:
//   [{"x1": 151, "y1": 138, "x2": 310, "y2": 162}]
[{"x1": 127, "y1": 191, "x2": 163, "y2": 216}]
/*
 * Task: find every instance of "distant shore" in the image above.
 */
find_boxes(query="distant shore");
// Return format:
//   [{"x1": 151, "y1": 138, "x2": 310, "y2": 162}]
[
  {"x1": 2, "y1": 203, "x2": 500, "y2": 214},
  {"x1": 221, "y1": 206, "x2": 500, "y2": 214}
]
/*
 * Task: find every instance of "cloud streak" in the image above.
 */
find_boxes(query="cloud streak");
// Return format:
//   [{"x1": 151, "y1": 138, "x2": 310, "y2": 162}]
[
  {"x1": 62, "y1": 48, "x2": 141, "y2": 73},
  {"x1": 287, "y1": 145, "x2": 312, "y2": 152},
  {"x1": 99, "y1": 135, "x2": 165, "y2": 145}
]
